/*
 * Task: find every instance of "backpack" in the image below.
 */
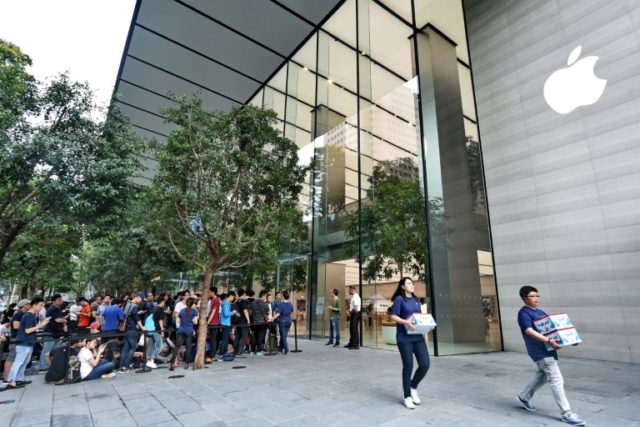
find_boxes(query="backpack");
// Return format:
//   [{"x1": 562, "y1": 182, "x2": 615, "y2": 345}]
[
  {"x1": 144, "y1": 311, "x2": 156, "y2": 332},
  {"x1": 66, "y1": 354, "x2": 81, "y2": 383}
]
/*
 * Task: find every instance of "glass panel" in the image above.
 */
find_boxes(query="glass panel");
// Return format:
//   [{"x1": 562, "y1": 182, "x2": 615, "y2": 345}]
[
  {"x1": 264, "y1": 86, "x2": 285, "y2": 121},
  {"x1": 413, "y1": 8, "x2": 500, "y2": 354},
  {"x1": 355, "y1": 0, "x2": 430, "y2": 351},
  {"x1": 414, "y1": 0, "x2": 470, "y2": 64}
]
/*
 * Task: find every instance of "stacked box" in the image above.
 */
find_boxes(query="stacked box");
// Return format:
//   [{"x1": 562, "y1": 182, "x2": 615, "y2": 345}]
[
  {"x1": 543, "y1": 327, "x2": 582, "y2": 350},
  {"x1": 534, "y1": 313, "x2": 582, "y2": 350},
  {"x1": 405, "y1": 313, "x2": 437, "y2": 335},
  {"x1": 533, "y1": 313, "x2": 572, "y2": 335}
]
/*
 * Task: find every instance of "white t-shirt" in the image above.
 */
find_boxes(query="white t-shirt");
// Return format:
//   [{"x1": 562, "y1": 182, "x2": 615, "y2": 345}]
[
  {"x1": 78, "y1": 347, "x2": 94, "y2": 379},
  {"x1": 174, "y1": 301, "x2": 186, "y2": 316},
  {"x1": 350, "y1": 293, "x2": 361, "y2": 312}
]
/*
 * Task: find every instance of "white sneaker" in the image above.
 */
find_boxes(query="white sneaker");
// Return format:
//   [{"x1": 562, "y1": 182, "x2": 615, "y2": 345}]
[
  {"x1": 101, "y1": 372, "x2": 116, "y2": 379},
  {"x1": 404, "y1": 397, "x2": 416, "y2": 409},
  {"x1": 145, "y1": 361, "x2": 157, "y2": 369},
  {"x1": 410, "y1": 388, "x2": 421, "y2": 405}
]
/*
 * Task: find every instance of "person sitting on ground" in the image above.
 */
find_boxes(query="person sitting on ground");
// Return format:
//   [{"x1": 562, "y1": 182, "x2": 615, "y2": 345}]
[
  {"x1": 45, "y1": 339, "x2": 85, "y2": 384},
  {"x1": 78, "y1": 338, "x2": 116, "y2": 380},
  {"x1": 102, "y1": 336, "x2": 124, "y2": 365}
]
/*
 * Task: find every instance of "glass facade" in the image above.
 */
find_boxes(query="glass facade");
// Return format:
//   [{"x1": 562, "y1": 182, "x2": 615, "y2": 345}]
[{"x1": 249, "y1": 0, "x2": 501, "y2": 355}]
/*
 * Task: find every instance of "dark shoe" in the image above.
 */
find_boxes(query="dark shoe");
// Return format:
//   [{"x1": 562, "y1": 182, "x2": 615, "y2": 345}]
[
  {"x1": 344, "y1": 345, "x2": 352, "y2": 348},
  {"x1": 333, "y1": 343, "x2": 340, "y2": 347},
  {"x1": 348, "y1": 346, "x2": 360, "y2": 350},
  {"x1": 325, "y1": 342, "x2": 333, "y2": 346},
  {"x1": 6, "y1": 383, "x2": 24, "y2": 390},
  {"x1": 16, "y1": 380, "x2": 32, "y2": 385}
]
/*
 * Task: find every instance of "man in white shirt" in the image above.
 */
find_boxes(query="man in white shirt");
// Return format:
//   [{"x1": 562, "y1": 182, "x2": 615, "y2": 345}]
[{"x1": 345, "y1": 286, "x2": 361, "y2": 350}]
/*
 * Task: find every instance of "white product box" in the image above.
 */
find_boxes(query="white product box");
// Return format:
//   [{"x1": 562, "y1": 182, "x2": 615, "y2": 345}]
[
  {"x1": 544, "y1": 326, "x2": 583, "y2": 350},
  {"x1": 534, "y1": 313, "x2": 573, "y2": 335},
  {"x1": 405, "y1": 313, "x2": 437, "y2": 335}
]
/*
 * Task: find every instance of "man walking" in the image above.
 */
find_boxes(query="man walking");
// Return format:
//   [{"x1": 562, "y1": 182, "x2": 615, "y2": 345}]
[
  {"x1": 345, "y1": 286, "x2": 360, "y2": 350},
  {"x1": 516, "y1": 286, "x2": 585, "y2": 426},
  {"x1": 326, "y1": 289, "x2": 340, "y2": 347}
]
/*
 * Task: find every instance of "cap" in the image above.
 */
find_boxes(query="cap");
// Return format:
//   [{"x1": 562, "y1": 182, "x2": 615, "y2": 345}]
[
  {"x1": 17, "y1": 299, "x2": 31, "y2": 308},
  {"x1": 89, "y1": 321, "x2": 101, "y2": 330}
]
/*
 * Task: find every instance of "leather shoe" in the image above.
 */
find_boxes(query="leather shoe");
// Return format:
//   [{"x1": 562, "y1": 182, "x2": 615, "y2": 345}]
[
  {"x1": 333, "y1": 343, "x2": 340, "y2": 347},
  {"x1": 325, "y1": 342, "x2": 333, "y2": 346},
  {"x1": 344, "y1": 345, "x2": 351, "y2": 348}
]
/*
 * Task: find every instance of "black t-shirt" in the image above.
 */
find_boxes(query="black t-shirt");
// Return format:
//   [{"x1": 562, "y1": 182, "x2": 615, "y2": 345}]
[
  {"x1": 152, "y1": 306, "x2": 167, "y2": 332},
  {"x1": 11, "y1": 311, "x2": 24, "y2": 338},
  {"x1": 45, "y1": 346, "x2": 78, "y2": 382},
  {"x1": 236, "y1": 299, "x2": 249, "y2": 325},
  {"x1": 45, "y1": 305, "x2": 65, "y2": 336}
]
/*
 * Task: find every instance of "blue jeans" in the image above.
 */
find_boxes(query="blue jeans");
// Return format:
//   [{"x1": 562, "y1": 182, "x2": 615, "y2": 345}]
[
  {"x1": 83, "y1": 360, "x2": 115, "y2": 381},
  {"x1": 7, "y1": 345, "x2": 33, "y2": 382},
  {"x1": 328, "y1": 318, "x2": 340, "y2": 344},
  {"x1": 217, "y1": 326, "x2": 231, "y2": 356},
  {"x1": 278, "y1": 321, "x2": 291, "y2": 353},
  {"x1": 120, "y1": 332, "x2": 139, "y2": 369},
  {"x1": 147, "y1": 332, "x2": 162, "y2": 359},
  {"x1": 39, "y1": 336, "x2": 62, "y2": 370},
  {"x1": 397, "y1": 339, "x2": 430, "y2": 398}
]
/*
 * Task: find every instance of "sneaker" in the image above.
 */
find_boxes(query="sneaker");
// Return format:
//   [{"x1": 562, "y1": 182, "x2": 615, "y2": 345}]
[
  {"x1": 516, "y1": 394, "x2": 536, "y2": 412},
  {"x1": 256, "y1": 352, "x2": 263, "y2": 356},
  {"x1": 101, "y1": 372, "x2": 116, "y2": 379},
  {"x1": 117, "y1": 368, "x2": 129, "y2": 374},
  {"x1": 145, "y1": 361, "x2": 157, "y2": 369},
  {"x1": 410, "y1": 388, "x2": 421, "y2": 405},
  {"x1": 561, "y1": 414, "x2": 586, "y2": 426},
  {"x1": 404, "y1": 397, "x2": 416, "y2": 410},
  {"x1": 325, "y1": 342, "x2": 333, "y2": 346}
]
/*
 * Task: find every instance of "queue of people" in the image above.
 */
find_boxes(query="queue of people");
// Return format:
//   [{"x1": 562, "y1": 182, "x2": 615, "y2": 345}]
[{"x1": 0, "y1": 287, "x2": 294, "y2": 390}]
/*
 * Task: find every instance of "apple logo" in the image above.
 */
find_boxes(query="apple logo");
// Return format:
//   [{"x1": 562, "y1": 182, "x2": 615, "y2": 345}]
[{"x1": 543, "y1": 45, "x2": 607, "y2": 114}]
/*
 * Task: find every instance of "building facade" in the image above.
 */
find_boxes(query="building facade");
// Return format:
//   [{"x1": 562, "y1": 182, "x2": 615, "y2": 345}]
[{"x1": 114, "y1": 0, "x2": 640, "y2": 362}]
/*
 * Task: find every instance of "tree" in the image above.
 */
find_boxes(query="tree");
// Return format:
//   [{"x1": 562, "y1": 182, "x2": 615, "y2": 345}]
[
  {"x1": 0, "y1": 39, "x2": 147, "y2": 276},
  {"x1": 150, "y1": 96, "x2": 307, "y2": 368},
  {"x1": 344, "y1": 157, "x2": 445, "y2": 282}
]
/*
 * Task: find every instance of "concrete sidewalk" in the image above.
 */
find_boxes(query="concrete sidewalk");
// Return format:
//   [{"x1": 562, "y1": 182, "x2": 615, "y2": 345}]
[{"x1": 1, "y1": 340, "x2": 638, "y2": 427}]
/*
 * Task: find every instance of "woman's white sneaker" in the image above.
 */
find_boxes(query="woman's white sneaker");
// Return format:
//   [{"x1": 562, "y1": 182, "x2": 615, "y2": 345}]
[
  {"x1": 404, "y1": 397, "x2": 416, "y2": 409},
  {"x1": 410, "y1": 388, "x2": 421, "y2": 405}
]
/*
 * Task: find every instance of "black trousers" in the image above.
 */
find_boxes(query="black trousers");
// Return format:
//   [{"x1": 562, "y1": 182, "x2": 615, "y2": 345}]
[
  {"x1": 208, "y1": 326, "x2": 221, "y2": 357},
  {"x1": 234, "y1": 325, "x2": 249, "y2": 355},
  {"x1": 348, "y1": 311, "x2": 361, "y2": 348},
  {"x1": 252, "y1": 324, "x2": 268, "y2": 352}
]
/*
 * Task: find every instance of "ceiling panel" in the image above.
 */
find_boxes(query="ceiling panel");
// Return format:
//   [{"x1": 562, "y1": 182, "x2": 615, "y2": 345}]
[
  {"x1": 277, "y1": 0, "x2": 343, "y2": 24},
  {"x1": 181, "y1": 0, "x2": 313, "y2": 56},
  {"x1": 128, "y1": 28, "x2": 261, "y2": 103},
  {"x1": 137, "y1": 0, "x2": 283, "y2": 81},
  {"x1": 120, "y1": 57, "x2": 238, "y2": 112}
]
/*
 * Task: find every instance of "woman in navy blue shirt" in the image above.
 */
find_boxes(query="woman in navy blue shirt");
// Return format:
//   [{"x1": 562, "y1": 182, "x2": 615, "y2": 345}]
[
  {"x1": 170, "y1": 297, "x2": 198, "y2": 370},
  {"x1": 389, "y1": 277, "x2": 431, "y2": 410}
]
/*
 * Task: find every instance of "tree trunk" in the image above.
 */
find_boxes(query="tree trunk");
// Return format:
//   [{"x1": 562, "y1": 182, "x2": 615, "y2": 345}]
[{"x1": 194, "y1": 263, "x2": 214, "y2": 369}]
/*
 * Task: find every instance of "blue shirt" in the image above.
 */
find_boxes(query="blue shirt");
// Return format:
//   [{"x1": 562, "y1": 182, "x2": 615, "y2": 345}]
[
  {"x1": 15, "y1": 312, "x2": 37, "y2": 346},
  {"x1": 391, "y1": 295, "x2": 423, "y2": 343},
  {"x1": 220, "y1": 300, "x2": 232, "y2": 326},
  {"x1": 103, "y1": 305, "x2": 124, "y2": 331},
  {"x1": 276, "y1": 301, "x2": 293, "y2": 324},
  {"x1": 517, "y1": 306, "x2": 558, "y2": 361},
  {"x1": 177, "y1": 308, "x2": 198, "y2": 334},
  {"x1": 10, "y1": 311, "x2": 24, "y2": 338}
]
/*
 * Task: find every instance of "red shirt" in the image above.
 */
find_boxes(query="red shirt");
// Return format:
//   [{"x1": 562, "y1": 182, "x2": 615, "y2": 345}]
[
  {"x1": 77, "y1": 304, "x2": 91, "y2": 327},
  {"x1": 208, "y1": 298, "x2": 220, "y2": 325}
]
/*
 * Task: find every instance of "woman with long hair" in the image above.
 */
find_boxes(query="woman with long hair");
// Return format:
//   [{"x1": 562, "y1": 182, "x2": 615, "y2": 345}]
[
  {"x1": 389, "y1": 277, "x2": 431, "y2": 410},
  {"x1": 170, "y1": 297, "x2": 198, "y2": 370}
]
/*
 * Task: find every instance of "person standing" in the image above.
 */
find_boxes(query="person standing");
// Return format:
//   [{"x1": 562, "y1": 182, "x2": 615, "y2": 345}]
[
  {"x1": 40, "y1": 294, "x2": 68, "y2": 370},
  {"x1": 119, "y1": 295, "x2": 145, "y2": 372},
  {"x1": 250, "y1": 290, "x2": 269, "y2": 355},
  {"x1": 207, "y1": 287, "x2": 221, "y2": 361},
  {"x1": 326, "y1": 289, "x2": 341, "y2": 347},
  {"x1": 5, "y1": 297, "x2": 50, "y2": 389},
  {"x1": 389, "y1": 277, "x2": 430, "y2": 410},
  {"x1": 170, "y1": 297, "x2": 198, "y2": 370},
  {"x1": 216, "y1": 291, "x2": 235, "y2": 361},
  {"x1": 102, "y1": 298, "x2": 124, "y2": 334},
  {"x1": 275, "y1": 291, "x2": 293, "y2": 355},
  {"x1": 516, "y1": 286, "x2": 585, "y2": 426},
  {"x1": 76, "y1": 297, "x2": 91, "y2": 333},
  {"x1": 2, "y1": 299, "x2": 30, "y2": 384},
  {"x1": 345, "y1": 286, "x2": 361, "y2": 350},
  {"x1": 233, "y1": 289, "x2": 250, "y2": 358},
  {"x1": 146, "y1": 297, "x2": 166, "y2": 369}
]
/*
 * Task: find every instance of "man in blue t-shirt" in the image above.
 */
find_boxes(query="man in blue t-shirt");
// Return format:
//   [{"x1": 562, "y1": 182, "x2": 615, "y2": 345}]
[
  {"x1": 516, "y1": 286, "x2": 585, "y2": 426},
  {"x1": 6, "y1": 297, "x2": 50, "y2": 389}
]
